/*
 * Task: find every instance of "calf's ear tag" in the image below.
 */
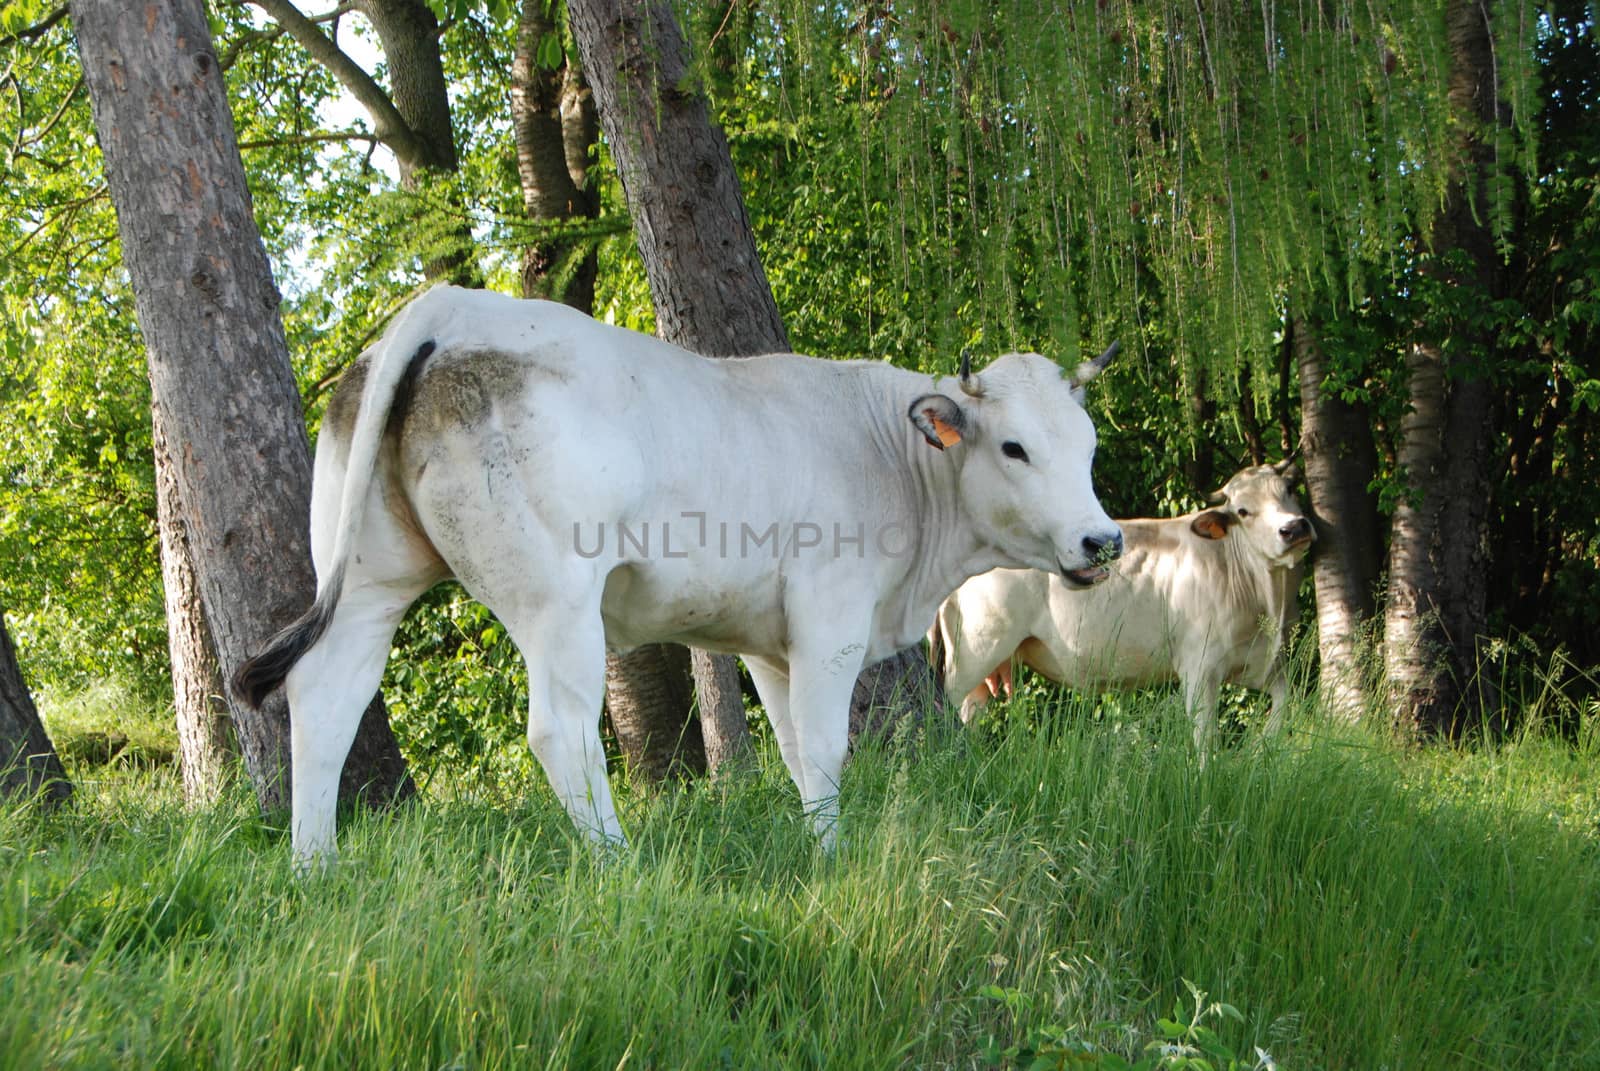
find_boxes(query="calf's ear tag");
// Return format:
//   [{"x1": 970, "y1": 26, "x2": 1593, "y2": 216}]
[{"x1": 1190, "y1": 510, "x2": 1235, "y2": 540}]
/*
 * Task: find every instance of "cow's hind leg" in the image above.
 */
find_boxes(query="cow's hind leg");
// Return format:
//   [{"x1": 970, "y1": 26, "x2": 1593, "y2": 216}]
[
  {"x1": 495, "y1": 582, "x2": 621, "y2": 847},
  {"x1": 286, "y1": 574, "x2": 429, "y2": 872}
]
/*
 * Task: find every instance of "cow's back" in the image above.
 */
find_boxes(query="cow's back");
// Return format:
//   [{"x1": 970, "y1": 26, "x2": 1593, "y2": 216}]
[
  {"x1": 1032, "y1": 517, "x2": 1283, "y2": 689},
  {"x1": 344, "y1": 289, "x2": 929, "y2": 659}
]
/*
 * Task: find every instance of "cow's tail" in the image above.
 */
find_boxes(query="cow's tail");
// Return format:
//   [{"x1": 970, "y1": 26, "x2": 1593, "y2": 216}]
[{"x1": 233, "y1": 285, "x2": 453, "y2": 709}]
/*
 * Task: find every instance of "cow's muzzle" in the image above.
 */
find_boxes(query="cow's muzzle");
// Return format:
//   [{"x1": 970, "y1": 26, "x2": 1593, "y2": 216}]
[
  {"x1": 1280, "y1": 517, "x2": 1315, "y2": 549},
  {"x1": 1062, "y1": 530, "x2": 1122, "y2": 586}
]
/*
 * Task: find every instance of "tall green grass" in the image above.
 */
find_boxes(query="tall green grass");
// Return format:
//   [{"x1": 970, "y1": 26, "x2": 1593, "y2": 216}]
[{"x1": 3, "y1": 697, "x2": 1597, "y2": 1069}]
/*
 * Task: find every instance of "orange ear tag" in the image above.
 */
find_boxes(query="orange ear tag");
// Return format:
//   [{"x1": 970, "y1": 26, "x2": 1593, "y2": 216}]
[{"x1": 931, "y1": 414, "x2": 963, "y2": 448}]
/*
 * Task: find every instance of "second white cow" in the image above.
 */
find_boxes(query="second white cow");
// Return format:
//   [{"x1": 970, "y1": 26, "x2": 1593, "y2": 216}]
[{"x1": 930, "y1": 462, "x2": 1314, "y2": 753}]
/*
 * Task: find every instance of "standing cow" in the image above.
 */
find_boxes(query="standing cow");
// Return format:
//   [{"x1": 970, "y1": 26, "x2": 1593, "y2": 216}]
[
  {"x1": 930, "y1": 461, "x2": 1314, "y2": 754},
  {"x1": 235, "y1": 286, "x2": 1122, "y2": 869}
]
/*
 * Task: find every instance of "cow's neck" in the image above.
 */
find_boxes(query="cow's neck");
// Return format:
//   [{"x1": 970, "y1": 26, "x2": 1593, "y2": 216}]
[
  {"x1": 1222, "y1": 535, "x2": 1301, "y2": 642},
  {"x1": 866, "y1": 376, "x2": 999, "y2": 647}
]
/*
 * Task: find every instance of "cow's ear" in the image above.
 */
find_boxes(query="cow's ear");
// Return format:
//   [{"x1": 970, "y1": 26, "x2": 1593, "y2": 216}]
[
  {"x1": 1190, "y1": 509, "x2": 1237, "y2": 540},
  {"x1": 909, "y1": 394, "x2": 966, "y2": 450}
]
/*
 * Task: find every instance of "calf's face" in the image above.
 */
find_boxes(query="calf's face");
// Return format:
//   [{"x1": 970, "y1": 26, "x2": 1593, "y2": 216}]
[
  {"x1": 909, "y1": 350, "x2": 1122, "y2": 583},
  {"x1": 1190, "y1": 462, "x2": 1315, "y2": 564}
]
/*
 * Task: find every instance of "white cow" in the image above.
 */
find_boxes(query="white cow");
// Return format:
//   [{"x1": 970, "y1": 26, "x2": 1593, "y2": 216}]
[
  {"x1": 930, "y1": 462, "x2": 1313, "y2": 754},
  {"x1": 235, "y1": 285, "x2": 1122, "y2": 868}
]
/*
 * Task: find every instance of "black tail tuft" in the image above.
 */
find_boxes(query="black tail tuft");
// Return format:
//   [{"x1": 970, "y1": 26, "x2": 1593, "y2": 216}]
[{"x1": 232, "y1": 572, "x2": 343, "y2": 708}]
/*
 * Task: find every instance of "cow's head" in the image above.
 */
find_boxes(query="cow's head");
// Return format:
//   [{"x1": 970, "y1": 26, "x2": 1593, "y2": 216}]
[
  {"x1": 1189, "y1": 460, "x2": 1315, "y2": 565},
  {"x1": 909, "y1": 344, "x2": 1122, "y2": 586}
]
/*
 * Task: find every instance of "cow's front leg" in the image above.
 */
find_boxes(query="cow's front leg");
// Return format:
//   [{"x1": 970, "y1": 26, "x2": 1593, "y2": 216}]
[
  {"x1": 744, "y1": 656, "x2": 803, "y2": 791},
  {"x1": 1182, "y1": 667, "x2": 1223, "y2": 764},
  {"x1": 786, "y1": 628, "x2": 870, "y2": 848},
  {"x1": 1263, "y1": 669, "x2": 1290, "y2": 737}
]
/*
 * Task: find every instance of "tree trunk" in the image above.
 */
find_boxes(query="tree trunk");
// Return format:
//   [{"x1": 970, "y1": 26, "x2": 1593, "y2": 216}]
[
  {"x1": 566, "y1": 0, "x2": 785, "y2": 357},
  {"x1": 0, "y1": 609, "x2": 71, "y2": 806},
  {"x1": 1293, "y1": 315, "x2": 1382, "y2": 722},
  {"x1": 1382, "y1": 0, "x2": 1505, "y2": 737},
  {"x1": 154, "y1": 404, "x2": 235, "y2": 802},
  {"x1": 848, "y1": 648, "x2": 943, "y2": 747},
  {"x1": 250, "y1": 0, "x2": 476, "y2": 282},
  {"x1": 512, "y1": 0, "x2": 600, "y2": 307},
  {"x1": 693, "y1": 648, "x2": 753, "y2": 778},
  {"x1": 605, "y1": 644, "x2": 703, "y2": 782},
  {"x1": 73, "y1": 0, "x2": 413, "y2": 811},
  {"x1": 354, "y1": 0, "x2": 456, "y2": 173},
  {"x1": 568, "y1": 0, "x2": 937, "y2": 774},
  {"x1": 355, "y1": 0, "x2": 477, "y2": 283}
]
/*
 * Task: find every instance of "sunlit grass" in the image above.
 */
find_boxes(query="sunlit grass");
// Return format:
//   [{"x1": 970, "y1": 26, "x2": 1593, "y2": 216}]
[
  {"x1": 3, "y1": 695, "x2": 1598, "y2": 1069},
  {"x1": 35, "y1": 677, "x2": 178, "y2": 772}
]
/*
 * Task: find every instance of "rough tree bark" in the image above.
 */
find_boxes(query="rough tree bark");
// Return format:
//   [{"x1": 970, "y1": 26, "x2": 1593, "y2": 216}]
[
  {"x1": 512, "y1": 0, "x2": 600, "y2": 307},
  {"x1": 0, "y1": 608, "x2": 71, "y2": 806},
  {"x1": 607, "y1": 644, "x2": 704, "y2": 782},
  {"x1": 154, "y1": 406, "x2": 235, "y2": 801},
  {"x1": 73, "y1": 0, "x2": 413, "y2": 811},
  {"x1": 1383, "y1": 0, "x2": 1505, "y2": 737},
  {"x1": 567, "y1": 0, "x2": 939, "y2": 776},
  {"x1": 1293, "y1": 315, "x2": 1383, "y2": 722}
]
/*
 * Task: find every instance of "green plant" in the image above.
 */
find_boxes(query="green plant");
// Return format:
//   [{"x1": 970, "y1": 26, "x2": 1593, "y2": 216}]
[{"x1": 979, "y1": 980, "x2": 1275, "y2": 1071}]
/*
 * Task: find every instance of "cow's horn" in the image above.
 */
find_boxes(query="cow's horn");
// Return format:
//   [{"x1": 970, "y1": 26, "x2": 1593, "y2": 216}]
[
  {"x1": 1070, "y1": 339, "x2": 1120, "y2": 387},
  {"x1": 959, "y1": 348, "x2": 985, "y2": 398}
]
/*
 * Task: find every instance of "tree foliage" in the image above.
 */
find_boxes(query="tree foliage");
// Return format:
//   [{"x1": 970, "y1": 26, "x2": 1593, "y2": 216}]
[{"x1": 3, "y1": 0, "x2": 1597, "y2": 769}]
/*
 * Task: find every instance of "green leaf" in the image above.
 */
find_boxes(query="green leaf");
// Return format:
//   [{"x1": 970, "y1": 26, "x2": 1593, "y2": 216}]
[{"x1": 536, "y1": 31, "x2": 564, "y2": 71}]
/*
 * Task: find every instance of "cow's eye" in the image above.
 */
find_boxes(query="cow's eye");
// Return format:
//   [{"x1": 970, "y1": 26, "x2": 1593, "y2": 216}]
[
  {"x1": 1001, "y1": 441, "x2": 1029, "y2": 463},
  {"x1": 1237, "y1": 507, "x2": 1252, "y2": 518}
]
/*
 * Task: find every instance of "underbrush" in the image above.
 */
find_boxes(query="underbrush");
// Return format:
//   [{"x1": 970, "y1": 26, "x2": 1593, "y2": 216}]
[
  {"x1": 36, "y1": 677, "x2": 178, "y2": 772},
  {"x1": 3, "y1": 698, "x2": 1597, "y2": 1069}
]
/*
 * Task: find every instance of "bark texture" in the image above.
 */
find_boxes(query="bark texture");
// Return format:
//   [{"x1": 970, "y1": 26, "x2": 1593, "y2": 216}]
[
  {"x1": 355, "y1": 0, "x2": 475, "y2": 283},
  {"x1": 1293, "y1": 316, "x2": 1383, "y2": 722},
  {"x1": 566, "y1": 0, "x2": 786, "y2": 358},
  {"x1": 693, "y1": 647, "x2": 754, "y2": 778},
  {"x1": 1382, "y1": 0, "x2": 1504, "y2": 736},
  {"x1": 73, "y1": 0, "x2": 413, "y2": 810},
  {"x1": 0, "y1": 609, "x2": 71, "y2": 806},
  {"x1": 848, "y1": 648, "x2": 943, "y2": 746},
  {"x1": 605, "y1": 643, "x2": 704, "y2": 783},
  {"x1": 154, "y1": 405, "x2": 235, "y2": 802},
  {"x1": 512, "y1": 1, "x2": 600, "y2": 308},
  {"x1": 354, "y1": 0, "x2": 457, "y2": 174}
]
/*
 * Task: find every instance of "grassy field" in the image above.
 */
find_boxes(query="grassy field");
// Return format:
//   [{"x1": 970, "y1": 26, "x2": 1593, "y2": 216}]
[{"x1": 3, "y1": 695, "x2": 1598, "y2": 1070}]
